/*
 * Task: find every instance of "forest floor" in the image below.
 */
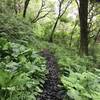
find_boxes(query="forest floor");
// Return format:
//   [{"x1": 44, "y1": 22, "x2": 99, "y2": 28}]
[{"x1": 37, "y1": 49, "x2": 72, "y2": 100}]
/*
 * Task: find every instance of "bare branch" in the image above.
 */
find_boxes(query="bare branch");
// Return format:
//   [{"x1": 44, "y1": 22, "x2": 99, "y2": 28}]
[
  {"x1": 88, "y1": 2, "x2": 95, "y2": 14},
  {"x1": 31, "y1": 0, "x2": 49, "y2": 23},
  {"x1": 58, "y1": 0, "x2": 64, "y2": 16},
  {"x1": 60, "y1": 0, "x2": 72, "y2": 18},
  {"x1": 94, "y1": 29, "x2": 100, "y2": 42},
  {"x1": 32, "y1": 11, "x2": 50, "y2": 23},
  {"x1": 75, "y1": 0, "x2": 79, "y2": 9},
  {"x1": 49, "y1": 0, "x2": 72, "y2": 42}
]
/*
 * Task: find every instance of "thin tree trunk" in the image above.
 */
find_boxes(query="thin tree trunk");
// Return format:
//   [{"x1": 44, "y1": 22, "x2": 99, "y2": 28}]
[
  {"x1": 49, "y1": 16, "x2": 59, "y2": 42},
  {"x1": 23, "y1": 0, "x2": 30, "y2": 18},
  {"x1": 69, "y1": 21, "x2": 77, "y2": 47},
  {"x1": 49, "y1": 0, "x2": 72, "y2": 42},
  {"x1": 79, "y1": 0, "x2": 89, "y2": 56},
  {"x1": 93, "y1": 29, "x2": 100, "y2": 45},
  {"x1": 14, "y1": 0, "x2": 17, "y2": 14}
]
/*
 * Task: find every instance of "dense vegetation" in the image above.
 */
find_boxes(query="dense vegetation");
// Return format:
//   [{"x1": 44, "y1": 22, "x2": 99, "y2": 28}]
[{"x1": 0, "y1": 0, "x2": 100, "y2": 100}]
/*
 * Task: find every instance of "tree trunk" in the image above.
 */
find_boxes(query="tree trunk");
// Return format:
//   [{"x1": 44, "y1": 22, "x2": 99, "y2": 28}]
[
  {"x1": 79, "y1": 0, "x2": 89, "y2": 56},
  {"x1": 23, "y1": 0, "x2": 30, "y2": 18},
  {"x1": 69, "y1": 21, "x2": 77, "y2": 47},
  {"x1": 14, "y1": 0, "x2": 17, "y2": 14},
  {"x1": 49, "y1": 17, "x2": 59, "y2": 42}
]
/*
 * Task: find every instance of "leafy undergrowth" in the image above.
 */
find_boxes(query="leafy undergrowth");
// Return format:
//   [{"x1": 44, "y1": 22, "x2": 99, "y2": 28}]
[
  {"x1": 1, "y1": 35, "x2": 100, "y2": 100},
  {"x1": 31, "y1": 39, "x2": 100, "y2": 100},
  {"x1": 28, "y1": 37, "x2": 100, "y2": 100},
  {"x1": 0, "y1": 13, "x2": 34, "y2": 42},
  {"x1": 61, "y1": 71, "x2": 100, "y2": 100},
  {"x1": 0, "y1": 37, "x2": 47, "y2": 100},
  {"x1": 0, "y1": 13, "x2": 100, "y2": 100},
  {"x1": 53, "y1": 45, "x2": 100, "y2": 100}
]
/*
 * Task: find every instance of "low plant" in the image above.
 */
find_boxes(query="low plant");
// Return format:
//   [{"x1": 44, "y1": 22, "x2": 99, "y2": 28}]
[
  {"x1": 61, "y1": 71, "x2": 100, "y2": 100},
  {"x1": 0, "y1": 37, "x2": 47, "y2": 100}
]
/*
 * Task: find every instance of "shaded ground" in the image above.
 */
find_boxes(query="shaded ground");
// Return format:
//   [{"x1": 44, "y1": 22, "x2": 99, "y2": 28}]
[
  {"x1": 37, "y1": 49, "x2": 62, "y2": 100},
  {"x1": 37, "y1": 49, "x2": 73, "y2": 100}
]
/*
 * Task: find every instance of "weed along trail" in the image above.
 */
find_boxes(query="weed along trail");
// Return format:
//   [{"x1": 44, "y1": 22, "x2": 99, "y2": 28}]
[{"x1": 37, "y1": 49, "x2": 62, "y2": 100}]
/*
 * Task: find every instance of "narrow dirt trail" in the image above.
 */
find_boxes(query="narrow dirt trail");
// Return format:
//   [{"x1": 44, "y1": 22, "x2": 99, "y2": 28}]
[{"x1": 37, "y1": 49, "x2": 62, "y2": 100}]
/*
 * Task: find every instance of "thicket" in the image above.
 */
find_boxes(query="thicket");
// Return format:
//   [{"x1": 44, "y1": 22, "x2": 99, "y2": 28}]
[{"x1": 0, "y1": 0, "x2": 100, "y2": 100}]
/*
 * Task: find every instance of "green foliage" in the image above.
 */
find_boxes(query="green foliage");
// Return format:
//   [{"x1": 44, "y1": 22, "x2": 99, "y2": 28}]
[
  {"x1": 0, "y1": 0, "x2": 14, "y2": 14},
  {"x1": 0, "y1": 0, "x2": 100, "y2": 100},
  {"x1": 0, "y1": 37, "x2": 47, "y2": 100},
  {"x1": 50, "y1": 45, "x2": 94, "y2": 72},
  {"x1": 61, "y1": 71, "x2": 100, "y2": 100},
  {"x1": 48, "y1": 45, "x2": 100, "y2": 100},
  {"x1": 0, "y1": 13, "x2": 33, "y2": 42}
]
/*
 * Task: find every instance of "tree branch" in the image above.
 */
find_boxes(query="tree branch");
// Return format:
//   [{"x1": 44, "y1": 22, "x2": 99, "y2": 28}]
[
  {"x1": 60, "y1": 0, "x2": 72, "y2": 18},
  {"x1": 32, "y1": 11, "x2": 50, "y2": 23},
  {"x1": 23, "y1": 0, "x2": 30, "y2": 18},
  {"x1": 75, "y1": 0, "x2": 79, "y2": 10},
  {"x1": 31, "y1": 0, "x2": 49, "y2": 23}
]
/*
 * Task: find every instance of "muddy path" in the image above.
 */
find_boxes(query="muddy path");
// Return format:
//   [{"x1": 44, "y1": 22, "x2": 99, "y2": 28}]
[{"x1": 37, "y1": 49, "x2": 62, "y2": 100}]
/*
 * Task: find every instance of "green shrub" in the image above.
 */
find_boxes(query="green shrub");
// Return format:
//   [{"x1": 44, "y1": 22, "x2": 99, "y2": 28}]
[
  {"x1": 0, "y1": 37, "x2": 47, "y2": 100},
  {"x1": 0, "y1": 13, "x2": 34, "y2": 42},
  {"x1": 61, "y1": 71, "x2": 100, "y2": 100}
]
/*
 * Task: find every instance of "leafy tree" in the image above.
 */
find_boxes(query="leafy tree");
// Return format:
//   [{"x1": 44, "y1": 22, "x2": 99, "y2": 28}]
[{"x1": 49, "y1": 0, "x2": 72, "y2": 42}]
